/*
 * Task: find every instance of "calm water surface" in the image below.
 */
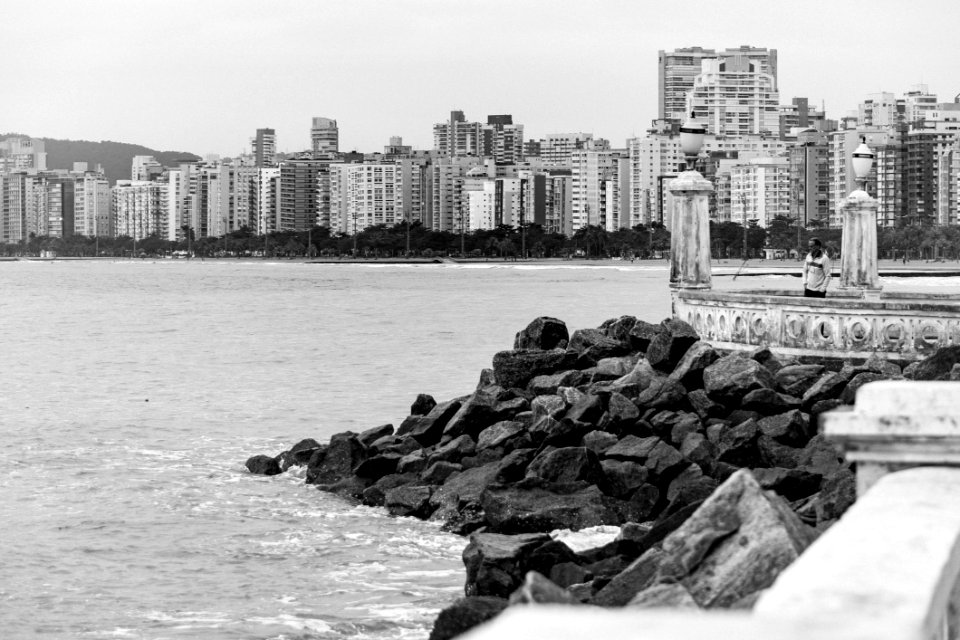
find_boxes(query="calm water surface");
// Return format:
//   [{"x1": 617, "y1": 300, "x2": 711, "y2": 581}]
[{"x1": 2, "y1": 259, "x2": 949, "y2": 639}]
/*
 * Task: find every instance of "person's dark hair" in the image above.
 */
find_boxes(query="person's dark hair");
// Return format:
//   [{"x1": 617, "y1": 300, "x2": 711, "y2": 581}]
[{"x1": 809, "y1": 238, "x2": 822, "y2": 247}]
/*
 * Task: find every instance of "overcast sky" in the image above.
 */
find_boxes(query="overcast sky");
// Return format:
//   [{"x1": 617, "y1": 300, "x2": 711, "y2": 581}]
[{"x1": 3, "y1": 0, "x2": 958, "y2": 157}]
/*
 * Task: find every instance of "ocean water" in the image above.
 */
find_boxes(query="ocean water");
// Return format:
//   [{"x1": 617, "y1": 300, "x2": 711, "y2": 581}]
[{"x1": 0, "y1": 260, "x2": 680, "y2": 640}]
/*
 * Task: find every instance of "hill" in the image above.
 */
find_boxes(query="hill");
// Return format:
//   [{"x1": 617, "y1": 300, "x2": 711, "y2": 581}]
[{"x1": 8, "y1": 135, "x2": 200, "y2": 185}]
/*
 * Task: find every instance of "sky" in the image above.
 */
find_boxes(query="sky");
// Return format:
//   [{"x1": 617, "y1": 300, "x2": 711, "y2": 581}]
[{"x1": 3, "y1": 0, "x2": 959, "y2": 157}]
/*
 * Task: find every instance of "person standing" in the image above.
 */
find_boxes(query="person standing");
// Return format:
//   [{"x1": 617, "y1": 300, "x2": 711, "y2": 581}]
[{"x1": 803, "y1": 238, "x2": 830, "y2": 297}]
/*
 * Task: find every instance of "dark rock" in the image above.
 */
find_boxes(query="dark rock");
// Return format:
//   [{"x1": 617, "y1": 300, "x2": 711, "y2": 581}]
[
  {"x1": 646, "y1": 318, "x2": 700, "y2": 372},
  {"x1": 514, "y1": 316, "x2": 570, "y2": 351},
  {"x1": 397, "y1": 449, "x2": 429, "y2": 474},
  {"x1": 757, "y1": 435, "x2": 804, "y2": 469},
  {"x1": 665, "y1": 465, "x2": 718, "y2": 512},
  {"x1": 840, "y1": 371, "x2": 887, "y2": 404},
  {"x1": 429, "y1": 463, "x2": 501, "y2": 514},
  {"x1": 570, "y1": 328, "x2": 631, "y2": 361},
  {"x1": 687, "y1": 389, "x2": 724, "y2": 420},
  {"x1": 509, "y1": 571, "x2": 581, "y2": 605},
  {"x1": 358, "y1": 424, "x2": 394, "y2": 449},
  {"x1": 680, "y1": 432, "x2": 717, "y2": 476},
  {"x1": 440, "y1": 502, "x2": 487, "y2": 536},
  {"x1": 277, "y1": 438, "x2": 323, "y2": 471},
  {"x1": 429, "y1": 434, "x2": 476, "y2": 464},
  {"x1": 814, "y1": 466, "x2": 857, "y2": 522},
  {"x1": 530, "y1": 394, "x2": 568, "y2": 420},
  {"x1": 410, "y1": 394, "x2": 437, "y2": 416},
  {"x1": 361, "y1": 472, "x2": 418, "y2": 507},
  {"x1": 800, "y1": 372, "x2": 848, "y2": 412},
  {"x1": 638, "y1": 499, "x2": 704, "y2": 550},
  {"x1": 628, "y1": 582, "x2": 700, "y2": 608},
  {"x1": 629, "y1": 320, "x2": 663, "y2": 352},
  {"x1": 775, "y1": 364, "x2": 825, "y2": 397},
  {"x1": 368, "y1": 434, "x2": 421, "y2": 456},
  {"x1": 606, "y1": 435, "x2": 688, "y2": 483},
  {"x1": 752, "y1": 467, "x2": 822, "y2": 501},
  {"x1": 629, "y1": 484, "x2": 661, "y2": 520},
  {"x1": 757, "y1": 410, "x2": 811, "y2": 446},
  {"x1": 590, "y1": 547, "x2": 664, "y2": 606},
  {"x1": 526, "y1": 447, "x2": 606, "y2": 486},
  {"x1": 313, "y1": 475, "x2": 370, "y2": 501},
  {"x1": 717, "y1": 419, "x2": 761, "y2": 467},
  {"x1": 428, "y1": 596, "x2": 508, "y2": 640},
  {"x1": 306, "y1": 432, "x2": 366, "y2": 485},
  {"x1": 442, "y1": 389, "x2": 504, "y2": 443},
  {"x1": 246, "y1": 454, "x2": 281, "y2": 476},
  {"x1": 602, "y1": 315, "x2": 639, "y2": 349},
  {"x1": 476, "y1": 420, "x2": 527, "y2": 452},
  {"x1": 529, "y1": 370, "x2": 582, "y2": 395},
  {"x1": 668, "y1": 341, "x2": 719, "y2": 389},
  {"x1": 742, "y1": 388, "x2": 801, "y2": 413},
  {"x1": 796, "y1": 435, "x2": 845, "y2": 479},
  {"x1": 596, "y1": 354, "x2": 643, "y2": 379},
  {"x1": 462, "y1": 532, "x2": 552, "y2": 597},
  {"x1": 385, "y1": 485, "x2": 433, "y2": 518},
  {"x1": 420, "y1": 461, "x2": 462, "y2": 485},
  {"x1": 494, "y1": 448, "x2": 537, "y2": 483},
  {"x1": 635, "y1": 378, "x2": 688, "y2": 410},
  {"x1": 550, "y1": 562, "x2": 593, "y2": 589},
  {"x1": 726, "y1": 409, "x2": 762, "y2": 425},
  {"x1": 539, "y1": 417, "x2": 595, "y2": 449},
  {"x1": 492, "y1": 348, "x2": 576, "y2": 390},
  {"x1": 525, "y1": 539, "x2": 581, "y2": 577},
  {"x1": 481, "y1": 478, "x2": 629, "y2": 534},
  {"x1": 809, "y1": 399, "x2": 845, "y2": 428},
  {"x1": 750, "y1": 347, "x2": 786, "y2": 374},
  {"x1": 601, "y1": 459, "x2": 650, "y2": 499},
  {"x1": 477, "y1": 368, "x2": 497, "y2": 389},
  {"x1": 353, "y1": 452, "x2": 402, "y2": 480},
  {"x1": 564, "y1": 393, "x2": 607, "y2": 426},
  {"x1": 902, "y1": 361, "x2": 920, "y2": 379},
  {"x1": 703, "y1": 354, "x2": 775, "y2": 405},
  {"x1": 396, "y1": 397, "x2": 464, "y2": 447},
  {"x1": 583, "y1": 430, "x2": 619, "y2": 454}
]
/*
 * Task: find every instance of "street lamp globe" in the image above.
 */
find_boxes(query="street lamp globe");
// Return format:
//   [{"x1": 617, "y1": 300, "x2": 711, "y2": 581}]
[
  {"x1": 679, "y1": 111, "x2": 706, "y2": 172},
  {"x1": 851, "y1": 137, "x2": 874, "y2": 191}
]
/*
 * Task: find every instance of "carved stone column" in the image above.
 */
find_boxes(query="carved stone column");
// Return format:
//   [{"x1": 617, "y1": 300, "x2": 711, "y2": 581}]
[
  {"x1": 839, "y1": 189, "x2": 881, "y2": 291},
  {"x1": 668, "y1": 171, "x2": 713, "y2": 289}
]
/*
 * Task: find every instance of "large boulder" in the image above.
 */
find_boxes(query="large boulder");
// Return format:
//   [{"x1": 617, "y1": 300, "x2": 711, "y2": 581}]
[
  {"x1": 757, "y1": 410, "x2": 811, "y2": 446},
  {"x1": 429, "y1": 596, "x2": 509, "y2": 640},
  {"x1": 604, "y1": 435, "x2": 688, "y2": 483},
  {"x1": 601, "y1": 315, "x2": 639, "y2": 349},
  {"x1": 514, "y1": 316, "x2": 570, "y2": 351},
  {"x1": 590, "y1": 547, "x2": 665, "y2": 606},
  {"x1": 525, "y1": 447, "x2": 605, "y2": 486},
  {"x1": 477, "y1": 420, "x2": 527, "y2": 451},
  {"x1": 668, "y1": 341, "x2": 719, "y2": 389},
  {"x1": 775, "y1": 364, "x2": 825, "y2": 397},
  {"x1": 800, "y1": 372, "x2": 848, "y2": 412},
  {"x1": 912, "y1": 346, "x2": 960, "y2": 380},
  {"x1": 629, "y1": 320, "x2": 663, "y2": 352},
  {"x1": 385, "y1": 485, "x2": 433, "y2": 518},
  {"x1": 569, "y1": 328, "x2": 631, "y2": 362},
  {"x1": 703, "y1": 354, "x2": 776, "y2": 406},
  {"x1": 246, "y1": 454, "x2": 281, "y2": 476},
  {"x1": 305, "y1": 432, "x2": 366, "y2": 485},
  {"x1": 410, "y1": 394, "x2": 437, "y2": 416},
  {"x1": 492, "y1": 348, "x2": 576, "y2": 390},
  {"x1": 442, "y1": 389, "x2": 527, "y2": 443},
  {"x1": 276, "y1": 438, "x2": 323, "y2": 471},
  {"x1": 396, "y1": 397, "x2": 464, "y2": 447},
  {"x1": 646, "y1": 319, "x2": 700, "y2": 372},
  {"x1": 653, "y1": 469, "x2": 816, "y2": 608},
  {"x1": 462, "y1": 532, "x2": 552, "y2": 597},
  {"x1": 480, "y1": 479, "x2": 631, "y2": 534}
]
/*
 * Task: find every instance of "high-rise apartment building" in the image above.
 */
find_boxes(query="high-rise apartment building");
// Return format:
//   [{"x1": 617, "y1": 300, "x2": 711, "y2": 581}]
[
  {"x1": 729, "y1": 157, "x2": 791, "y2": 228},
  {"x1": 570, "y1": 148, "x2": 625, "y2": 231},
  {"x1": 279, "y1": 156, "x2": 337, "y2": 231},
  {"x1": 687, "y1": 54, "x2": 780, "y2": 137},
  {"x1": 0, "y1": 137, "x2": 47, "y2": 172},
  {"x1": 539, "y1": 133, "x2": 595, "y2": 168},
  {"x1": 483, "y1": 115, "x2": 524, "y2": 164},
  {"x1": 253, "y1": 128, "x2": 277, "y2": 167},
  {"x1": 74, "y1": 171, "x2": 111, "y2": 237},
  {"x1": 427, "y1": 156, "x2": 483, "y2": 232},
  {"x1": 310, "y1": 117, "x2": 339, "y2": 154},
  {"x1": 329, "y1": 162, "x2": 424, "y2": 234},
  {"x1": 433, "y1": 111, "x2": 484, "y2": 157},
  {"x1": 112, "y1": 180, "x2": 167, "y2": 240},
  {"x1": 131, "y1": 156, "x2": 163, "y2": 182},
  {"x1": 787, "y1": 129, "x2": 830, "y2": 227}
]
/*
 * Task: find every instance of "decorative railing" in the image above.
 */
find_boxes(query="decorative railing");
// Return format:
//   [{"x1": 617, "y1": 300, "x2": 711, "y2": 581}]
[{"x1": 672, "y1": 288, "x2": 960, "y2": 362}]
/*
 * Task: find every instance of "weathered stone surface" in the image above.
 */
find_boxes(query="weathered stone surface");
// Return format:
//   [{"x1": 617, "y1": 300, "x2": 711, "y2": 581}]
[
  {"x1": 775, "y1": 364, "x2": 826, "y2": 397},
  {"x1": 665, "y1": 465, "x2": 718, "y2": 512},
  {"x1": 277, "y1": 438, "x2": 323, "y2": 471},
  {"x1": 601, "y1": 459, "x2": 649, "y2": 499},
  {"x1": 646, "y1": 318, "x2": 700, "y2": 372},
  {"x1": 606, "y1": 392, "x2": 640, "y2": 428},
  {"x1": 420, "y1": 461, "x2": 462, "y2": 485},
  {"x1": 648, "y1": 410, "x2": 700, "y2": 445},
  {"x1": 583, "y1": 430, "x2": 618, "y2": 454},
  {"x1": 358, "y1": 424, "x2": 395, "y2": 449},
  {"x1": 514, "y1": 316, "x2": 570, "y2": 351},
  {"x1": 313, "y1": 475, "x2": 370, "y2": 501},
  {"x1": 493, "y1": 448, "x2": 537, "y2": 483},
  {"x1": 480, "y1": 479, "x2": 628, "y2": 534},
  {"x1": 397, "y1": 449, "x2": 429, "y2": 474},
  {"x1": 687, "y1": 388, "x2": 724, "y2": 420},
  {"x1": 628, "y1": 320, "x2": 663, "y2": 352},
  {"x1": 385, "y1": 485, "x2": 433, "y2": 518},
  {"x1": 703, "y1": 354, "x2": 775, "y2": 405},
  {"x1": 361, "y1": 472, "x2": 418, "y2": 507},
  {"x1": 526, "y1": 447, "x2": 605, "y2": 486},
  {"x1": 913, "y1": 346, "x2": 960, "y2": 380},
  {"x1": 306, "y1": 432, "x2": 366, "y2": 485},
  {"x1": 509, "y1": 571, "x2": 581, "y2": 605},
  {"x1": 396, "y1": 397, "x2": 464, "y2": 447},
  {"x1": 590, "y1": 547, "x2": 664, "y2": 606},
  {"x1": 429, "y1": 434, "x2": 476, "y2": 464},
  {"x1": 428, "y1": 596, "x2": 508, "y2": 640},
  {"x1": 530, "y1": 394, "x2": 568, "y2": 420},
  {"x1": 246, "y1": 454, "x2": 281, "y2": 476},
  {"x1": 564, "y1": 393, "x2": 606, "y2": 426},
  {"x1": 429, "y1": 463, "x2": 501, "y2": 514},
  {"x1": 800, "y1": 372, "x2": 847, "y2": 412},
  {"x1": 757, "y1": 410, "x2": 811, "y2": 446},
  {"x1": 668, "y1": 341, "x2": 719, "y2": 389},
  {"x1": 550, "y1": 562, "x2": 593, "y2": 589},
  {"x1": 627, "y1": 582, "x2": 700, "y2": 609},
  {"x1": 570, "y1": 328, "x2": 631, "y2": 361},
  {"x1": 635, "y1": 378, "x2": 688, "y2": 410},
  {"x1": 742, "y1": 388, "x2": 801, "y2": 413},
  {"x1": 608, "y1": 358, "x2": 662, "y2": 399},
  {"x1": 796, "y1": 435, "x2": 845, "y2": 479},
  {"x1": 477, "y1": 421, "x2": 526, "y2": 451},
  {"x1": 596, "y1": 354, "x2": 643, "y2": 379},
  {"x1": 602, "y1": 315, "x2": 639, "y2": 348},
  {"x1": 529, "y1": 370, "x2": 582, "y2": 396},
  {"x1": 839, "y1": 371, "x2": 887, "y2": 404},
  {"x1": 410, "y1": 394, "x2": 437, "y2": 416},
  {"x1": 352, "y1": 452, "x2": 402, "y2": 480},
  {"x1": 716, "y1": 419, "x2": 761, "y2": 467},
  {"x1": 654, "y1": 469, "x2": 816, "y2": 608},
  {"x1": 757, "y1": 435, "x2": 804, "y2": 469},
  {"x1": 462, "y1": 532, "x2": 552, "y2": 597},
  {"x1": 492, "y1": 348, "x2": 576, "y2": 390},
  {"x1": 680, "y1": 432, "x2": 716, "y2": 476},
  {"x1": 442, "y1": 389, "x2": 506, "y2": 443},
  {"x1": 814, "y1": 466, "x2": 857, "y2": 523},
  {"x1": 751, "y1": 467, "x2": 821, "y2": 501},
  {"x1": 750, "y1": 347, "x2": 786, "y2": 374}
]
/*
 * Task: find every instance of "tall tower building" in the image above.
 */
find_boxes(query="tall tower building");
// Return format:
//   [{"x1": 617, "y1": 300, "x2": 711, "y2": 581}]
[
  {"x1": 483, "y1": 115, "x2": 525, "y2": 164},
  {"x1": 433, "y1": 111, "x2": 484, "y2": 157},
  {"x1": 658, "y1": 47, "x2": 717, "y2": 125},
  {"x1": 310, "y1": 117, "x2": 339, "y2": 154},
  {"x1": 253, "y1": 128, "x2": 276, "y2": 166},
  {"x1": 686, "y1": 55, "x2": 780, "y2": 137}
]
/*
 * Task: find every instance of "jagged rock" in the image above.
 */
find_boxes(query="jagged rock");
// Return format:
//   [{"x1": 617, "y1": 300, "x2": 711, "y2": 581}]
[
  {"x1": 429, "y1": 463, "x2": 501, "y2": 514},
  {"x1": 717, "y1": 419, "x2": 761, "y2": 467},
  {"x1": 583, "y1": 430, "x2": 619, "y2": 454},
  {"x1": 570, "y1": 328, "x2": 631, "y2": 362},
  {"x1": 814, "y1": 466, "x2": 857, "y2": 522},
  {"x1": 601, "y1": 459, "x2": 649, "y2": 499},
  {"x1": 558, "y1": 386, "x2": 587, "y2": 407},
  {"x1": 902, "y1": 361, "x2": 921, "y2": 379},
  {"x1": 648, "y1": 410, "x2": 700, "y2": 445},
  {"x1": 429, "y1": 434, "x2": 476, "y2": 465},
  {"x1": 596, "y1": 354, "x2": 643, "y2": 379},
  {"x1": 471, "y1": 422, "x2": 519, "y2": 452},
  {"x1": 462, "y1": 532, "x2": 552, "y2": 597},
  {"x1": 775, "y1": 364, "x2": 826, "y2": 397},
  {"x1": 440, "y1": 502, "x2": 487, "y2": 536},
  {"x1": 480, "y1": 478, "x2": 631, "y2": 534},
  {"x1": 397, "y1": 449, "x2": 429, "y2": 474},
  {"x1": 514, "y1": 316, "x2": 570, "y2": 351},
  {"x1": 703, "y1": 354, "x2": 775, "y2": 405},
  {"x1": 847, "y1": 353, "x2": 902, "y2": 378},
  {"x1": 564, "y1": 393, "x2": 607, "y2": 426},
  {"x1": 428, "y1": 596, "x2": 509, "y2": 640},
  {"x1": 442, "y1": 389, "x2": 507, "y2": 443},
  {"x1": 757, "y1": 410, "x2": 811, "y2": 446},
  {"x1": 606, "y1": 392, "x2": 640, "y2": 429},
  {"x1": 605, "y1": 435, "x2": 688, "y2": 482},
  {"x1": 602, "y1": 315, "x2": 639, "y2": 349},
  {"x1": 742, "y1": 388, "x2": 801, "y2": 413},
  {"x1": 420, "y1": 461, "x2": 462, "y2": 485},
  {"x1": 627, "y1": 582, "x2": 700, "y2": 609},
  {"x1": 526, "y1": 447, "x2": 605, "y2": 486},
  {"x1": 245, "y1": 454, "x2": 281, "y2": 476},
  {"x1": 368, "y1": 434, "x2": 421, "y2": 456},
  {"x1": 361, "y1": 472, "x2": 418, "y2": 507},
  {"x1": 353, "y1": 452, "x2": 402, "y2": 480},
  {"x1": 358, "y1": 424, "x2": 395, "y2": 449},
  {"x1": 636, "y1": 378, "x2": 688, "y2": 410},
  {"x1": 809, "y1": 398, "x2": 845, "y2": 428},
  {"x1": 608, "y1": 359, "x2": 662, "y2": 399},
  {"x1": 680, "y1": 432, "x2": 716, "y2": 476},
  {"x1": 796, "y1": 435, "x2": 845, "y2": 479},
  {"x1": 529, "y1": 370, "x2": 582, "y2": 395},
  {"x1": 277, "y1": 438, "x2": 323, "y2": 471},
  {"x1": 306, "y1": 432, "x2": 366, "y2": 485},
  {"x1": 410, "y1": 394, "x2": 437, "y2": 416},
  {"x1": 840, "y1": 371, "x2": 888, "y2": 404},
  {"x1": 385, "y1": 485, "x2": 433, "y2": 518},
  {"x1": 757, "y1": 435, "x2": 804, "y2": 469},
  {"x1": 313, "y1": 475, "x2": 370, "y2": 500},
  {"x1": 493, "y1": 348, "x2": 577, "y2": 390},
  {"x1": 653, "y1": 469, "x2": 816, "y2": 608},
  {"x1": 800, "y1": 372, "x2": 847, "y2": 411},
  {"x1": 646, "y1": 319, "x2": 700, "y2": 372},
  {"x1": 550, "y1": 562, "x2": 593, "y2": 589},
  {"x1": 396, "y1": 397, "x2": 464, "y2": 447},
  {"x1": 530, "y1": 394, "x2": 568, "y2": 420},
  {"x1": 665, "y1": 465, "x2": 718, "y2": 512},
  {"x1": 509, "y1": 571, "x2": 581, "y2": 605},
  {"x1": 629, "y1": 320, "x2": 663, "y2": 352},
  {"x1": 477, "y1": 368, "x2": 497, "y2": 389},
  {"x1": 525, "y1": 539, "x2": 581, "y2": 577},
  {"x1": 687, "y1": 389, "x2": 724, "y2": 420},
  {"x1": 667, "y1": 341, "x2": 719, "y2": 389},
  {"x1": 494, "y1": 448, "x2": 537, "y2": 483},
  {"x1": 750, "y1": 347, "x2": 786, "y2": 374},
  {"x1": 590, "y1": 547, "x2": 664, "y2": 606},
  {"x1": 751, "y1": 467, "x2": 821, "y2": 501}
]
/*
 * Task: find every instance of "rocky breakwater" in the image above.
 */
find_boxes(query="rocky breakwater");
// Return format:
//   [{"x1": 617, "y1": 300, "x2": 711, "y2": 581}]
[{"x1": 246, "y1": 316, "x2": 960, "y2": 640}]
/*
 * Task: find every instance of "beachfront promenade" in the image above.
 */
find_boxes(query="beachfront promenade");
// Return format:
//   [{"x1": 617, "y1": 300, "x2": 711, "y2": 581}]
[{"x1": 463, "y1": 380, "x2": 960, "y2": 640}]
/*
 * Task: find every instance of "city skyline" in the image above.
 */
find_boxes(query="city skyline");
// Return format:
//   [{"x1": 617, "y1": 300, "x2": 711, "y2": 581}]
[{"x1": 4, "y1": 0, "x2": 959, "y2": 156}]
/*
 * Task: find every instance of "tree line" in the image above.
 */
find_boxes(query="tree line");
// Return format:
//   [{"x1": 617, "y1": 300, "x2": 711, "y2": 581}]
[{"x1": 5, "y1": 217, "x2": 959, "y2": 261}]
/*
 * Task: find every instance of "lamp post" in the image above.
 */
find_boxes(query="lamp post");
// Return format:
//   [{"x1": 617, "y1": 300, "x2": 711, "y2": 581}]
[
  {"x1": 668, "y1": 112, "x2": 713, "y2": 289},
  {"x1": 839, "y1": 137, "x2": 881, "y2": 291}
]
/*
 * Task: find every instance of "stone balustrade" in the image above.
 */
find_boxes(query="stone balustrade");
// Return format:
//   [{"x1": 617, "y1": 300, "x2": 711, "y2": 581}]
[
  {"x1": 673, "y1": 288, "x2": 960, "y2": 363},
  {"x1": 461, "y1": 381, "x2": 960, "y2": 640}
]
